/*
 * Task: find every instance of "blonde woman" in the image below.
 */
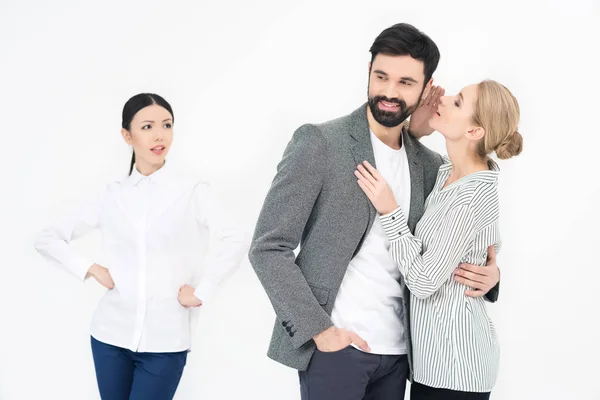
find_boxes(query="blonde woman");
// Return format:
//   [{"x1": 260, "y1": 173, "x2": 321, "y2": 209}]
[{"x1": 356, "y1": 80, "x2": 522, "y2": 399}]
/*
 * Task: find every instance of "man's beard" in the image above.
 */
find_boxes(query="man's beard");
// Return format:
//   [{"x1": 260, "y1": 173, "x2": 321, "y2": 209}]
[{"x1": 367, "y1": 92, "x2": 422, "y2": 128}]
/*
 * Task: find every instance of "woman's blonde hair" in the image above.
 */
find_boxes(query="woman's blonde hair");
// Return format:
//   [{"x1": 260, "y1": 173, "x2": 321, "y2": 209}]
[{"x1": 472, "y1": 80, "x2": 523, "y2": 160}]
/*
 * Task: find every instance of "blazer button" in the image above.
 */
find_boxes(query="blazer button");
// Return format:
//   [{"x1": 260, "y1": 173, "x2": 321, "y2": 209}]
[
  {"x1": 289, "y1": 330, "x2": 296, "y2": 337},
  {"x1": 286, "y1": 326, "x2": 292, "y2": 332},
  {"x1": 282, "y1": 320, "x2": 290, "y2": 327},
  {"x1": 391, "y1": 216, "x2": 395, "y2": 220}
]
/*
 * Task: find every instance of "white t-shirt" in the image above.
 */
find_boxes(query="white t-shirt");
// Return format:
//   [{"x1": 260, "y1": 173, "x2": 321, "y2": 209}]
[{"x1": 330, "y1": 130, "x2": 411, "y2": 355}]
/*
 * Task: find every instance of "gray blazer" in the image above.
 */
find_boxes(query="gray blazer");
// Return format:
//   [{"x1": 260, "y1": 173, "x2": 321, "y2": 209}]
[{"x1": 249, "y1": 105, "x2": 445, "y2": 373}]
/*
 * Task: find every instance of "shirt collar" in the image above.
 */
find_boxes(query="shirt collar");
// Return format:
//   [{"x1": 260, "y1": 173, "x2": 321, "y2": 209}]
[
  {"x1": 440, "y1": 156, "x2": 500, "y2": 184},
  {"x1": 126, "y1": 161, "x2": 171, "y2": 186}
]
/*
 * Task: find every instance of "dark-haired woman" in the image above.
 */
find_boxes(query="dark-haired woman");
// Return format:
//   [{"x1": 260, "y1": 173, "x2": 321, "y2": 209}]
[{"x1": 34, "y1": 93, "x2": 248, "y2": 400}]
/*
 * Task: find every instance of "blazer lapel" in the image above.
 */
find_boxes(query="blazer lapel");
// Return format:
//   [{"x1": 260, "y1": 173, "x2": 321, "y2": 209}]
[
  {"x1": 403, "y1": 130, "x2": 424, "y2": 232},
  {"x1": 349, "y1": 105, "x2": 377, "y2": 232}
]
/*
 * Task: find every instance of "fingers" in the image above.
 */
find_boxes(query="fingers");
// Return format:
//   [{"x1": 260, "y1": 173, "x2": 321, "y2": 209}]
[
  {"x1": 106, "y1": 272, "x2": 115, "y2": 289},
  {"x1": 177, "y1": 285, "x2": 202, "y2": 307},
  {"x1": 102, "y1": 278, "x2": 115, "y2": 290},
  {"x1": 420, "y1": 87, "x2": 431, "y2": 106},
  {"x1": 354, "y1": 169, "x2": 376, "y2": 192},
  {"x1": 349, "y1": 332, "x2": 371, "y2": 352},
  {"x1": 454, "y1": 266, "x2": 487, "y2": 285},
  {"x1": 457, "y1": 263, "x2": 488, "y2": 277},
  {"x1": 454, "y1": 274, "x2": 486, "y2": 290},
  {"x1": 96, "y1": 270, "x2": 115, "y2": 289},
  {"x1": 487, "y1": 245, "x2": 497, "y2": 262},
  {"x1": 459, "y1": 263, "x2": 498, "y2": 287},
  {"x1": 355, "y1": 172, "x2": 377, "y2": 202},
  {"x1": 427, "y1": 86, "x2": 441, "y2": 106},
  {"x1": 356, "y1": 174, "x2": 376, "y2": 198},
  {"x1": 428, "y1": 86, "x2": 444, "y2": 108},
  {"x1": 356, "y1": 164, "x2": 378, "y2": 185},
  {"x1": 454, "y1": 262, "x2": 500, "y2": 292},
  {"x1": 425, "y1": 86, "x2": 438, "y2": 106},
  {"x1": 362, "y1": 161, "x2": 383, "y2": 181},
  {"x1": 178, "y1": 285, "x2": 189, "y2": 298},
  {"x1": 356, "y1": 162, "x2": 387, "y2": 197},
  {"x1": 465, "y1": 289, "x2": 486, "y2": 298},
  {"x1": 356, "y1": 179, "x2": 375, "y2": 199}
]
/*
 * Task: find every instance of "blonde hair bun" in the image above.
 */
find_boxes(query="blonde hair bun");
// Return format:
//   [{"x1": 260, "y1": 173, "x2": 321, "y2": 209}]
[{"x1": 495, "y1": 131, "x2": 523, "y2": 160}]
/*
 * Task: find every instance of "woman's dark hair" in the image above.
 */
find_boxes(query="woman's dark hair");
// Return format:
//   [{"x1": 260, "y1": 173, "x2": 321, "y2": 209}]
[
  {"x1": 369, "y1": 23, "x2": 441, "y2": 86},
  {"x1": 122, "y1": 93, "x2": 174, "y2": 175}
]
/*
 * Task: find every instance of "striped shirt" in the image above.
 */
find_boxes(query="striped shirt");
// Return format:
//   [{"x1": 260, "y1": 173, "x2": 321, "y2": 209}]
[{"x1": 380, "y1": 157, "x2": 501, "y2": 392}]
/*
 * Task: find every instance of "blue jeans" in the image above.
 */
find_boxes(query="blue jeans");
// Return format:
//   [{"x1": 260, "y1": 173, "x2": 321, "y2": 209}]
[{"x1": 90, "y1": 336, "x2": 187, "y2": 400}]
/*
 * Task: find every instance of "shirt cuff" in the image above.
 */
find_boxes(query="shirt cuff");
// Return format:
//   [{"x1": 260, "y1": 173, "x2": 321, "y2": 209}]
[
  {"x1": 380, "y1": 207, "x2": 412, "y2": 240},
  {"x1": 194, "y1": 280, "x2": 218, "y2": 304},
  {"x1": 72, "y1": 257, "x2": 95, "y2": 281}
]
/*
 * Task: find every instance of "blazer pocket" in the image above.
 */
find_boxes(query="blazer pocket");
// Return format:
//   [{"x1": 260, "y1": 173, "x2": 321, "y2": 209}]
[{"x1": 308, "y1": 283, "x2": 330, "y2": 305}]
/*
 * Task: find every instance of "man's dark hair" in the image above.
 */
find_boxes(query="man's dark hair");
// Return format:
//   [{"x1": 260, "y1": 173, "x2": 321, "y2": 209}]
[{"x1": 369, "y1": 23, "x2": 440, "y2": 85}]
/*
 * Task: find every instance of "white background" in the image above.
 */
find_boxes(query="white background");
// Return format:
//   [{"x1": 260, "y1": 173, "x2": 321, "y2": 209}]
[{"x1": 1, "y1": 0, "x2": 599, "y2": 399}]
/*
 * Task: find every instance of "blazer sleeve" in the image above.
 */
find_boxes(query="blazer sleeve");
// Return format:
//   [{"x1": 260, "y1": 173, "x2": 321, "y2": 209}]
[{"x1": 248, "y1": 124, "x2": 334, "y2": 349}]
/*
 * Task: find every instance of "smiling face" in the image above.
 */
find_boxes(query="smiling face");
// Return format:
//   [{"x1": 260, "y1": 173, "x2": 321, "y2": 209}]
[
  {"x1": 367, "y1": 53, "x2": 429, "y2": 128},
  {"x1": 121, "y1": 104, "x2": 173, "y2": 171}
]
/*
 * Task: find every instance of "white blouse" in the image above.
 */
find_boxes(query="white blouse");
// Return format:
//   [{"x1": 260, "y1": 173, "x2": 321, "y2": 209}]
[{"x1": 34, "y1": 163, "x2": 248, "y2": 353}]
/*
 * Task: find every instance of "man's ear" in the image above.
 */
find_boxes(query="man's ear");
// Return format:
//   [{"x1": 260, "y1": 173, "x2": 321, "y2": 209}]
[{"x1": 422, "y1": 78, "x2": 434, "y2": 100}]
